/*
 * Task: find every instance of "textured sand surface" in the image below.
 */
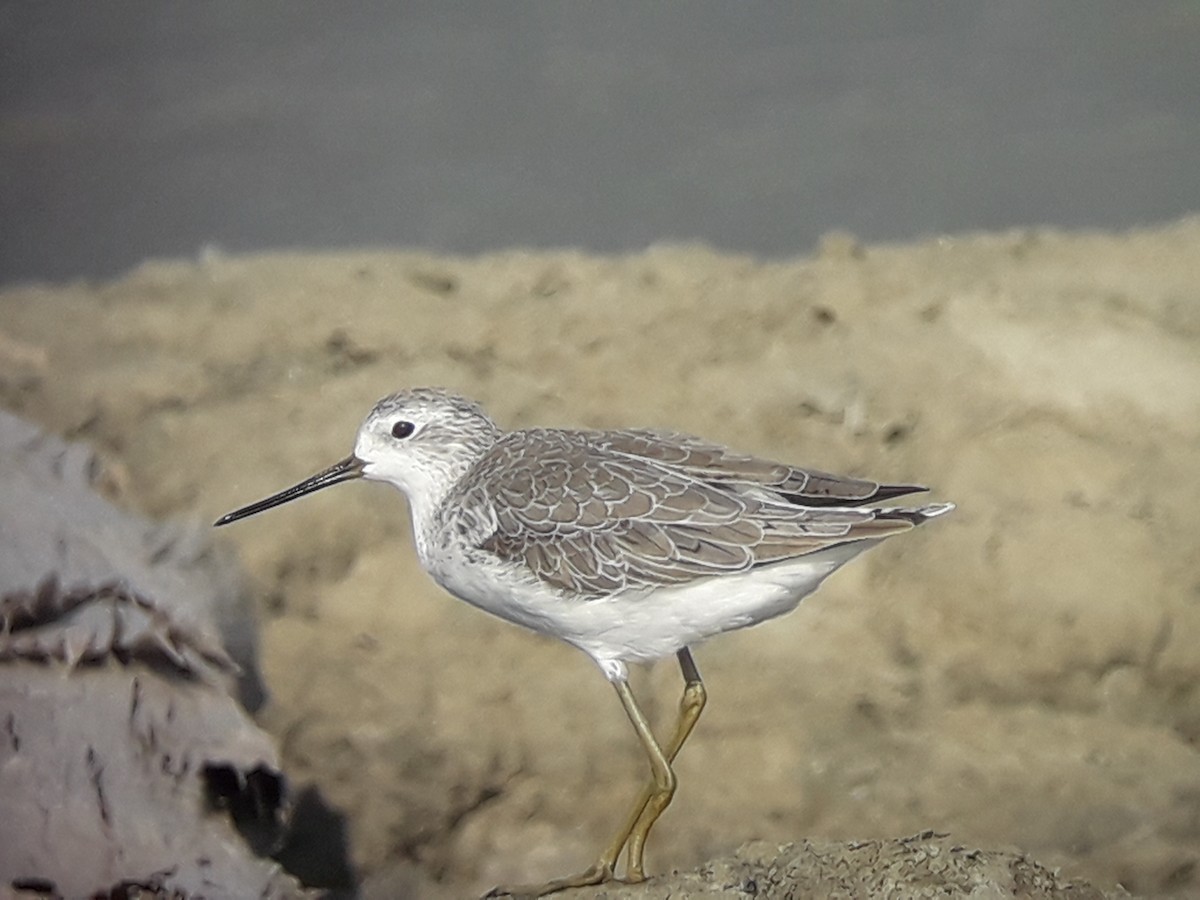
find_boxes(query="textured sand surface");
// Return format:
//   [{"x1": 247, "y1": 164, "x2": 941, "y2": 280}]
[{"x1": 2, "y1": 220, "x2": 1198, "y2": 897}]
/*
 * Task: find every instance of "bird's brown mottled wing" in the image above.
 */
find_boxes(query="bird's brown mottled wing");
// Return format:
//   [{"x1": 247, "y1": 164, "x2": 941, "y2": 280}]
[
  {"x1": 451, "y1": 429, "x2": 917, "y2": 598},
  {"x1": 594, "y1": 428, "x2": 927, "y2": 505}
]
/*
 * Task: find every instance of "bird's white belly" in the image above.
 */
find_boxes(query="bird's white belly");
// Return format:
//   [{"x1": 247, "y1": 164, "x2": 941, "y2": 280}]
[{"x1": 428, "y1": 541, "x2": 874, "y2": 681}]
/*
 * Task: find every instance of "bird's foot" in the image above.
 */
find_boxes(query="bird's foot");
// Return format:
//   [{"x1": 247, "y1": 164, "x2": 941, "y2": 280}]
[{"x1": 485, "y1": 861, "x2": 641, "y2": 898}]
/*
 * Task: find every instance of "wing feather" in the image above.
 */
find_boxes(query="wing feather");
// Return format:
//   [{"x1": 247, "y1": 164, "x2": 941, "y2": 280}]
[
  {"x1": 596, "y1": 428, "x2": 926, "y2": 505},
  {"x1": 455, "y1": 428, "x2": 922, "y2": 598}
]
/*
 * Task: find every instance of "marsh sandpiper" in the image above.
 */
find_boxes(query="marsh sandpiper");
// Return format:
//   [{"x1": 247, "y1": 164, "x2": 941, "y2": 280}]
[{"x1": 215, "y1": 387, "x2": 953, "y2": 897}]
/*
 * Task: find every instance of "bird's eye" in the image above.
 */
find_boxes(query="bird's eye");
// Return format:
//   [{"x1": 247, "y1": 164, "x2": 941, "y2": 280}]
[{"x1": 391, "y1": 420, "x2": 416, "y2": 439}]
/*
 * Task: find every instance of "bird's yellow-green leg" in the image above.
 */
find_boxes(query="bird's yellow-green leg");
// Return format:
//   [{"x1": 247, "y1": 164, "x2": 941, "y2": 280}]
[
  {"x1": 485, "y1": 649, "x2": 706, "y2": 899},
  {"x1": 623, "y1": 647, "x2": 707, "y2": 881},
  {"x1": 581, "y1": 649, "x2": 707, "y2": 884}
]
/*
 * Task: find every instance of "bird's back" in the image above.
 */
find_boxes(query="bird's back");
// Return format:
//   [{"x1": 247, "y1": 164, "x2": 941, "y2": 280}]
[{"x1": 443, "y1": 427, "x2": 949, "y2": 601}]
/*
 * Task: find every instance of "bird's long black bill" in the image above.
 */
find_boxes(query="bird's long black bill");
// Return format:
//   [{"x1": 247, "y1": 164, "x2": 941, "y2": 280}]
[{"x1": 214, "y1": 455, "x2": 365, "y2": 526}]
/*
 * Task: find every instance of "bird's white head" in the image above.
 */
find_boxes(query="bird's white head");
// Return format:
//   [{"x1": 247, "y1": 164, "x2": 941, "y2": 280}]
[
  {"x1": 214, "y1": 388, "x2": 499, "y2": 528},
  {"x1": 354, "y1": 388, "x2": 500, "y2": 500}
]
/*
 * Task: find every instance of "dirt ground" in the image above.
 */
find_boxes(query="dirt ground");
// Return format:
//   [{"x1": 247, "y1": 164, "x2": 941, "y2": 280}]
[{"x1": 2, "y1": 219, "x2": 1198, "y2": 898}]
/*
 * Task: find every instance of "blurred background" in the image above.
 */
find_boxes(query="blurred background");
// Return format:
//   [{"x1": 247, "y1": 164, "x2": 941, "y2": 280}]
[
  {"x1": 3, "y1": 5, "x2": 1200, "y2": 898},
  {"x1": 3, "y1": 2, "x2": 1200, "y2": 284}
]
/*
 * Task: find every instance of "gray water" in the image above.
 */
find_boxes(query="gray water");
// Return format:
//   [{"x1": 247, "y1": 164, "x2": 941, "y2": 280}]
[{"x1": 2, "y1": 3, "x2": 1198, "y2": 284}]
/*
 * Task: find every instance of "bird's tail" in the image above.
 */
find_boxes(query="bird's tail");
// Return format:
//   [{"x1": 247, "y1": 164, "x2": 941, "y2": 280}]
[{"x1": 876, "y1": 502, "x2": 956, "y2": 525}]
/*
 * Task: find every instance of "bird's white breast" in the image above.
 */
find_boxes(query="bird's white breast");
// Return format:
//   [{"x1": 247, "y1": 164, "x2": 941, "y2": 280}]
[{"x1": 424, "y1": 536, "x2": 875, "y2": 682}]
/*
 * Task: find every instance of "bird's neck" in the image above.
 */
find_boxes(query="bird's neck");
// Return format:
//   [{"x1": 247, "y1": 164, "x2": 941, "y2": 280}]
[{"x1": 400, "y1": 441, "x2": 495, "y2": 563}]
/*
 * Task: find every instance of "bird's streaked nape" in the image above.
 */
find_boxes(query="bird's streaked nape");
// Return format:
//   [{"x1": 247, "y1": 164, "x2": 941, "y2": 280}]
[{"x1": 215, "y1": 387, "x2": 953, "y2": 897}]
